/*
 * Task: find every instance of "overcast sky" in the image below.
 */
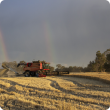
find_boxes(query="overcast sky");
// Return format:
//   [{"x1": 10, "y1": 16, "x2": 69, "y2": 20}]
[{"x1": 0, "y1": 0, "x2": 110, "y2": 68}]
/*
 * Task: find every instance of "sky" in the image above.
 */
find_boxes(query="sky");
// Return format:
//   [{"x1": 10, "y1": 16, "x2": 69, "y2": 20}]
[{"x1": 0, "y1": 0, "x2": 110, "y2": 68}]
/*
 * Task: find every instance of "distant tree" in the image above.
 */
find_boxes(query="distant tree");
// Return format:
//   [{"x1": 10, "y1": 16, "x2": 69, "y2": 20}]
[
  {"x1": 49, "y1": 66, "x2": 54, "y2": 72},
  {"x1": 56, "y1": 64, "x2": 62, "y2": 69},
  {"x1": 104, "y1": 49, "x2": 110, "y2": 56},
  {"x1": 104, "y1": 54, "x2": 110, "y2": 71},
  {"x1": 86, "y1": 51, "x2": 106, "y2": 72},
  {"x1": 106, "y1": 54, "x2": 110, "y2": 64},
  {"x1": 69, "y1": 66, "x2": 73, "y2": 72},
  {"x1": 72, "y1": 66, "x2": 77, "y2": 72},
  {"x1": 83, "y1": 67, "x2": 88, "y2": 72},
  {"x1": 94, "y1": 51, "x2": 106, "y2": 72},
  {"x1": 78, "y1": 66, "x2": 84, "y2": 72},
  {"x1": 61, "y1": 66, "x2": 65, "y2": 71},
  {"x1": 87, "y1": 61, "x2": 95, "y2": 72},
  {"x1": 104, "y1": 62, "x2": 110, "y2": 72}
]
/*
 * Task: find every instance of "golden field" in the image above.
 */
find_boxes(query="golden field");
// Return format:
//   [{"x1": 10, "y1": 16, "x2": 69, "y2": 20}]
[
  {"x1": 0, "y1": 71, "x2": 110, "y2": 110},
  {"x1": 62, "y1": 72, "x2": 110, "y2": 84}
]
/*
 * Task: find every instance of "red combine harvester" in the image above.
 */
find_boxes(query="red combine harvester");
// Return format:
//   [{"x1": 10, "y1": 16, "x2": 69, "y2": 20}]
[{"x1": 17, "y1": 60, "x2": 50, "y2": 77}]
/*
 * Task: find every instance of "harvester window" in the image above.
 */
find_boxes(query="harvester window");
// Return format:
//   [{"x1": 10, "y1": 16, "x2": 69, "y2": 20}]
[
  {"x1": 43, "y1": 64, "x2": 49, "y2": 69},
  {"x1": 27, "y1": 63, "x2": 32, "y2": 67}
]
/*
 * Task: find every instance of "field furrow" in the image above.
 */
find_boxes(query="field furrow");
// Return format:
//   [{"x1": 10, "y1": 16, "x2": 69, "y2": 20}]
[{"x1": 0, "y1": 73, "x2": 110, "y2": 110}]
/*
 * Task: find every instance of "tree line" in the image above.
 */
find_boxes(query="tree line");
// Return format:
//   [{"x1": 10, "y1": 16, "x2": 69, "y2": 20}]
[
  {"x1": 2, "y1": 48, "x2": 110, "y2": 72},
  {"x1": 55, "y1": 49, "x2": 110, "y2": 72}
]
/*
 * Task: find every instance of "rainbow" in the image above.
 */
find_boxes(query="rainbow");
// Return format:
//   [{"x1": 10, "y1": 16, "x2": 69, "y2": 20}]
[
  {"x1": 0, "y1": 29, "x2": 9, "y2": 62},
  {"x1": 43, "y1": 21, "x2": 57, "y2": 64}
]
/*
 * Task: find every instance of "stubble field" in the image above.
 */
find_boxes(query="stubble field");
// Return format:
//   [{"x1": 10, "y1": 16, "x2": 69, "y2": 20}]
[{"x1": 0, "y1": 71, "x2": 110, "y2": 110}]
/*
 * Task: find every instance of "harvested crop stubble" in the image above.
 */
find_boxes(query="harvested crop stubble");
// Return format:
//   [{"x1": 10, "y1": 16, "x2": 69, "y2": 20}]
[
  {"x1": 62, "y1": 72, "x2": 110, "y2": 84},
  {"x1": 0, "y1": 73, "x2": 110, "y2": 110}
]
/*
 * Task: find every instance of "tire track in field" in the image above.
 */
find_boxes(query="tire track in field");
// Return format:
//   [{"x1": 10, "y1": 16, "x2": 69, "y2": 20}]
[
  {"x1": 0, "y1": 78, "x2": 77, "y2": 101},
  {"x1": 0, "y1": 79, "x2": 57, "y2": 110},
  {"x1": 1, "y1": 78, "x2": 110, "y2": 101},
  {"x1": 46, "y1": 78, "x2": 110, "y2": 109},
  {"x1": 0, "y1": 78, "x2": 55, "y2": 92},
  {"x1": 0, "y1": 85, "x2": 56, "y2": 110},
  {"x1": 0, "y1": 78, "x2": 109, "y2": 110},
  {"x1": 0, "y1": 79, "x2": 94, "y2": 110},
  {"x1": 47, "y1": 78, "x2": 110, "y2": 100},
  {"x1": 0, "y1": 82, "x2": 105, "y2": 110},
  {"x1": 0, "y1": 79, "x2": 91, "y2": 101},
  {"x1": 60, "y1": 76, "x2": 110, "y2": 92},
  {"x1": 3, "y1": 99, "x2": 55, "y2": 110}
]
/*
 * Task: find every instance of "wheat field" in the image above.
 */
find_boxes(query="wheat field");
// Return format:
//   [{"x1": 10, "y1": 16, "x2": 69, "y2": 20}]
[{"x1": 0, "y1": 72, "x2": 110, "y2": 110}]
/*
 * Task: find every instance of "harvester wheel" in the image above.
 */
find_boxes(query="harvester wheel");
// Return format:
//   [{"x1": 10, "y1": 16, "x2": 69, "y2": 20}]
[
  {"x1": 31, "y1": 72, "x2": 35, "y2": 77},
  {"x1": 57, "y1": 72, "x2": 59, "y2": 75},
  {"x1": 25, "y1": 71, "x2": 30, "y2": 77},
  {"x1": 38, "y1": 70, "x2": 41, "y2": 73}
]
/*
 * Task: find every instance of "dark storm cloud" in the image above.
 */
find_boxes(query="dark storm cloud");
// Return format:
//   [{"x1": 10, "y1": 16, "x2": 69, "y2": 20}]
[{"x1": 0, "y1": 0, "x2": 110, "y2": 68}]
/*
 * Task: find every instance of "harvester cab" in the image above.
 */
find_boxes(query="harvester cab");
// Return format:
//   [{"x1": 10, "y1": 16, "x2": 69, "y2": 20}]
[{"x1": 42, "y1": 63, "x2": 50, "y2": 69}]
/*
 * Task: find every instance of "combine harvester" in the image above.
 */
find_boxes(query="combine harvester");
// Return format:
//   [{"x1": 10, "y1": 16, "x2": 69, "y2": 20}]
[
  {"x1": 17, "y1": 60, "x2": 49, "y2": 77},
  {"x1": 1, "y1": 60, "x2": 69, "y2": 77},
  {"x1": 17, "y1": 60, "x2": 69, "y2": 77}
]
